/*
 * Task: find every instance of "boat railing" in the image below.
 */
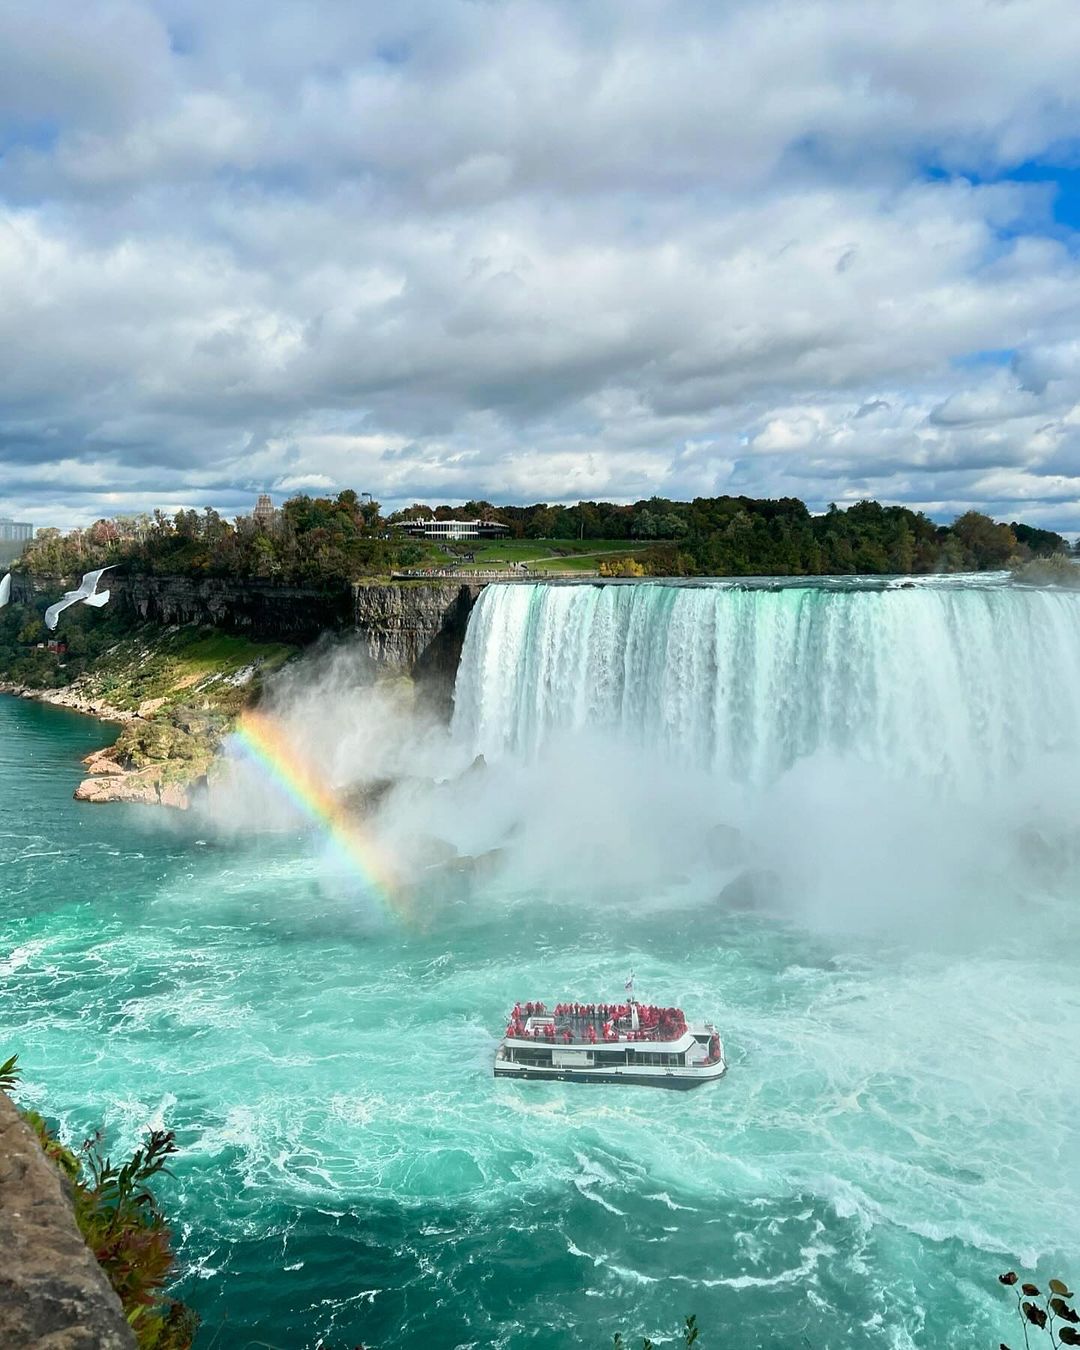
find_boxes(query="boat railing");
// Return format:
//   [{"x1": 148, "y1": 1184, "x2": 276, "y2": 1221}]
[{"x1": 510, "y1": 1011, "x2": 689, "y2": 1047}]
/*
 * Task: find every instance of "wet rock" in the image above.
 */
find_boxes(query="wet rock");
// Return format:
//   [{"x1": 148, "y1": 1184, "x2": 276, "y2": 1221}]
[
  {"x1": 81, "y1": 749, "x2": 126, "y2": 777},
  {"x1": 408, "y1": 834, "x2": 460, "y2": 868},
  {"x1": 718, "y1": 868, "x2": 783, "y2": 911},
  {"x1": 74, "y1": 770, "x2": 194, "y2": 809}
]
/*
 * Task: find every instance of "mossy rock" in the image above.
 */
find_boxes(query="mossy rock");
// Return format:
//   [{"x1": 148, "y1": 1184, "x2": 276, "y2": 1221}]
[{"x1": 112, "y1": 708, "x2": 225, "y2": 769}]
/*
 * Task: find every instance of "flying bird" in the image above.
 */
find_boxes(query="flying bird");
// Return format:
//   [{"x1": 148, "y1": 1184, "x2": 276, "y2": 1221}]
[
  {"x1": 45, "y1": 567, "x2": 116, "y2": 631},
  {"x1": 0, "y1": 574, "x2": 10, "y2": 609}
]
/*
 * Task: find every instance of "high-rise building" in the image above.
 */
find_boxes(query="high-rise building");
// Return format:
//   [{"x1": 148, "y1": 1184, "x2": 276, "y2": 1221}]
[
  {"x1": 0, "y1": 518, "x2": 33, "y2": 542},
  {"x1": 253, "y1": 494, "x2": 274, "y2": 525}
]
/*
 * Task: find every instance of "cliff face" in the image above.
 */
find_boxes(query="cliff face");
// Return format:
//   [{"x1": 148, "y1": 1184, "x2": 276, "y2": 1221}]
[
  {"x1": 0, "y1": 1093, "x2": 135, "y2": 1349},
  {"x1": 12, "y1": 572, "x2": 350, "y2": 643},
  {"x1": 353, "y1": 581, "x2": 485, "y2": 684},
  {"x1": 116, "y1": 575, "x2": 351, "y2": 642},
  {"x1": 11, "y1": 571, "x2": 488, "y2": 689}
]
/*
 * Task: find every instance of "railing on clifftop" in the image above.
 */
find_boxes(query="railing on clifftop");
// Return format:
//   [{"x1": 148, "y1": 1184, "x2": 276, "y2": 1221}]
[{"x1": 390, "y1": 568, "x2": 587, "y2": 580}]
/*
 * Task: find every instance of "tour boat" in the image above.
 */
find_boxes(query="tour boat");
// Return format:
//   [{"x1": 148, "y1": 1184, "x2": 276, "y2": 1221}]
[{"x1": 493, "y1": 990, "x2": 727, "y2": 1090}]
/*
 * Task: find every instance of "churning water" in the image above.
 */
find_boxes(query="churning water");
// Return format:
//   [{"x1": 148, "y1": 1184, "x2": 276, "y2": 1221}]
[{"x1": 2, "y1": 578, "x2": 1078, "y2": 1349}]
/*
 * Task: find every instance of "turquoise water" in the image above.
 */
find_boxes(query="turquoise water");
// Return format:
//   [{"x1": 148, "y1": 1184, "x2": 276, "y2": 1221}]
[{"x1": 3, "y1": 582, "x2": 1079, "y2": 1349}]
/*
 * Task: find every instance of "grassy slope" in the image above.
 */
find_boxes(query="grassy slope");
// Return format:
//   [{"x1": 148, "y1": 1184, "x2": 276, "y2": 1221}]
[
  {"x1": 73, "y1": 627, "x2": 296, "y2": 719},
  {"x1": 448, "y1": 538, "x2": 643, "y2": 570}
]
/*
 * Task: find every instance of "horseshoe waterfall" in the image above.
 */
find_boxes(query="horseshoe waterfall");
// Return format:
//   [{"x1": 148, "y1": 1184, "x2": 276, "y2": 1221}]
[{"x1": 3, "y1": 577, "x2": 1078, "y2": 1349}]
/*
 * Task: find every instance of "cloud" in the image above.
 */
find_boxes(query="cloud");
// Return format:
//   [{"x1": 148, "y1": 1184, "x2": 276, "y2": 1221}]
[{"x1": 1, "y1": 0, "x2": 1080, "y2": 526}]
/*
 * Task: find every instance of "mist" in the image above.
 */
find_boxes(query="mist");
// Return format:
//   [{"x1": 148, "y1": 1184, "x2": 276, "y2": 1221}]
[{"x1": 196, "y1": 585, "x2": 1080, "y2": 950}]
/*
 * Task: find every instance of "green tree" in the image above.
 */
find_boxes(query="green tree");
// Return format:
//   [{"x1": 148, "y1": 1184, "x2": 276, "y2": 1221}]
[{"x1": 952, "y1": 511, "x2": 1017, "y2": 568}]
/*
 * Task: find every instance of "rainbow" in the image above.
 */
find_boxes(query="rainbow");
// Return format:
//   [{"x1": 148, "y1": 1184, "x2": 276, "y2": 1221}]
[{"x1": 231, "y1": 710, "x2": 403, "y2": 920}]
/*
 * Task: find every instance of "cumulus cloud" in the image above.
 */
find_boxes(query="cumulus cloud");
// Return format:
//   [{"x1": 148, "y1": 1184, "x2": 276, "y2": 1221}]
[{"x1": 2, "y1": 0, "x2": 1080, "y2": 526}]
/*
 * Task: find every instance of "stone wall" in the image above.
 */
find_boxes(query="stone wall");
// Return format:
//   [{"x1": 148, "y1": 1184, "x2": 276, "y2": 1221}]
[{"x1": 0, "y1": 1092, "x2": 135, "y2": 1349}]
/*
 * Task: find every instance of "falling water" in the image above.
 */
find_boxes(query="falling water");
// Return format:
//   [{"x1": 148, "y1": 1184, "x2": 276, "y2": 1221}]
[{"x1": 453, "y1": 578, "x2": 1080, "y2": 789}]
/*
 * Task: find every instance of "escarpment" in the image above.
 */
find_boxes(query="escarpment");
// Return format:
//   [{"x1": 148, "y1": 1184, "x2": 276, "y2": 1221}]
[{"x1": 352, "y1": 580, "x2": 485, "y2": 682}]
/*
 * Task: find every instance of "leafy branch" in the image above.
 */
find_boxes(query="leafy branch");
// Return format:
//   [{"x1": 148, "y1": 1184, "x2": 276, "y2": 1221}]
[{"x1": 1000, "y1": 1271, "x2": 1080, "y2": 1348}]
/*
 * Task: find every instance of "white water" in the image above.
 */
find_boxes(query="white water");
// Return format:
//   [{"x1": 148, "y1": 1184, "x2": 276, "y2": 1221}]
[{"x1": 453, "y1": 579, "x2": 1080, "y2": 790}]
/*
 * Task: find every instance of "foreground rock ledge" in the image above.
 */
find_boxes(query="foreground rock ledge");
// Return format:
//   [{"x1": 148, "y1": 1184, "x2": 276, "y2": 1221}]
[{"x1": 0, "y1": 1092, "x2": 135, "y2": 1348}]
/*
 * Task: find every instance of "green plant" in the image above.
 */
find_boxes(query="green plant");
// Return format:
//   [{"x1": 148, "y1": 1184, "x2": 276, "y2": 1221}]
[
  {"x1": 0, "y1": 1052, "x2": 19, "y2": 1091},
  {"x1": 1000, "y1": 1270, "x2": 1079, "y2": 1347}
]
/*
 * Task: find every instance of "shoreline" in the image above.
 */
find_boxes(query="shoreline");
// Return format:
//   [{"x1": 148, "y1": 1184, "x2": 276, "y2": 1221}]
[
  {"x1": 0, "y1": 685, "x2": 210, "y2": 809},
  {"x1": 0, "y1": 681, "x2": 136, "y2": 724}
]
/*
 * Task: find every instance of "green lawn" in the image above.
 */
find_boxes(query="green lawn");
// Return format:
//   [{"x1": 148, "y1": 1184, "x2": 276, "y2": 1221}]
[{"x1": 450, "y1": 538, "x2": 640, "y2": 569}]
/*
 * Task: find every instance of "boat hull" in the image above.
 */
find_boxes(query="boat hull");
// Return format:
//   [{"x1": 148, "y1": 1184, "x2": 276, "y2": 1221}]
[{"x1": 493, "y1": 1063, "x2": 726, "y2": 1090}]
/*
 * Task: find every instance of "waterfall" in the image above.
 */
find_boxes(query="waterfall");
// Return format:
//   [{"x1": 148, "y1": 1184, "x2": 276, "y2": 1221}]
[{"x1": 451, "y1": 579, "x2": 1080, "y2": 787}]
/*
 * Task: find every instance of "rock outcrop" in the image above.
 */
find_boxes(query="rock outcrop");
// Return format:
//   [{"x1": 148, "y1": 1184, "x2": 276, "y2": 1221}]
[
  {"x1": 73, "y1": 771, "x2": 194, "y2": 809},
  {"x1": 117, "y1": 575, "x2": 352, "y2": 640},
  {"x1": 73, "y1": 710, "x2": 221, "y2": 809},
  {"x1": 7, "y1": 573, "x2": 493, "y2": 745},
  {"x1": 0, "y1": 1092, "x2": 136, "y2": 1349},
  {"x1": 352, "y1": 580, "x2": 485, "y2": 687}
]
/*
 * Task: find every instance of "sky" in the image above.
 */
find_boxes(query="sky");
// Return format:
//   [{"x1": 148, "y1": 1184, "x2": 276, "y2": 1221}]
[{"x1": 3, "y1": 1, "x2": 1080, "y2": 530}]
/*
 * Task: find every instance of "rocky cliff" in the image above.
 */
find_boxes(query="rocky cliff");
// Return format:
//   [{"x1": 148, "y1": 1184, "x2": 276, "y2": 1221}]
[
  {"x1": 12, "y1": 571, "x2": 483, "y2": 662},
  {"x1": 353, "y1": 580, "x2": 485, "y2": 684},
  {"x1": 0, "y1": 1092, "x2": 135, "y2": 1349},
  {"x1": 12, "y1": 572, "x2": 350, "y2": 643},
  {"x1": 6, "y1": 573, "x2": 490, "y2": 746}
]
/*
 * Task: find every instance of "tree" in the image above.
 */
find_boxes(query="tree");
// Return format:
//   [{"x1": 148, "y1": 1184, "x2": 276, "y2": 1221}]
[{"x1": 951, "y1": 511, "x2": 1017, "y2": 568}]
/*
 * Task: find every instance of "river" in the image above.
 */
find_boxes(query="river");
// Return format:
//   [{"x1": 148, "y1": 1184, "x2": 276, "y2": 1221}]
[{"x1": 1, "y1": 577, "x2": 1077, "y2": 1348}]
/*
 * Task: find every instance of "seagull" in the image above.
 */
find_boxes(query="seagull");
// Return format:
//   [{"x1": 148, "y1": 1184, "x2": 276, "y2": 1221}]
[
  {"x1": 0, "y1": 574, "x2": 10, "y2": 609},
  {"x1": 45, "y1": 566, "x2": 116, "y2": 631}
]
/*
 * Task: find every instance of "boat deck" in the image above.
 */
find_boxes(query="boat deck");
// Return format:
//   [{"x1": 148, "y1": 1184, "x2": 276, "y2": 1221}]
[{"x1": 505, "y1": 1002, "x2": 692, "y2": 1046}]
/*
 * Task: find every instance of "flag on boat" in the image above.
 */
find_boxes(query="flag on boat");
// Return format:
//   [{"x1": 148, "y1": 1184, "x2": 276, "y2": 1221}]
[{"x1": 624, "y1": 972, "x2": 635, "y2": 992}]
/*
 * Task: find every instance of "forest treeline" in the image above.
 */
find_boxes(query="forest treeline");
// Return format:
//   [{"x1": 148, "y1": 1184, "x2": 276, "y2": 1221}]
[
  {"x1": 14, "y1": 490, "x2": 1069, "y2": 583},
  {"x1": 400, "y1": 496, "x2": 1068, "y2": 575}
]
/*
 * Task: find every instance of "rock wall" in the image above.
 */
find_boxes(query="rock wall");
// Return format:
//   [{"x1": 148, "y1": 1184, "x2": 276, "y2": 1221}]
[
  {"x1": 0, "y1": 1092, "x2": 135, "y2": 1349},
  {"x1": 353, "y1": 581, "x2": 486, "y2": 684},
  {"x1": 11, "y1": 571, "x2": 490, "y2": 686},
  {"x1": 115, "y1": 575, "x2": 351, "y2": 641},
  {"x1": 11, "y1": 572, "x2": 351, "y2": 643}
]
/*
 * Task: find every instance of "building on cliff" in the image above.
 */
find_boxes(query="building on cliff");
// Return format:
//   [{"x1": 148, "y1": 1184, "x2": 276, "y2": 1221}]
[{"x1": 397, "y1": 518, "x2": 509, "y2": 541}]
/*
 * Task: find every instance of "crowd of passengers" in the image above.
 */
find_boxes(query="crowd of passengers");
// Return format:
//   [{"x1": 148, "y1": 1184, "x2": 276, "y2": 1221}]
[{"x1": 503, "y1": 1001, "x2": 689, "y2": 1044}]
